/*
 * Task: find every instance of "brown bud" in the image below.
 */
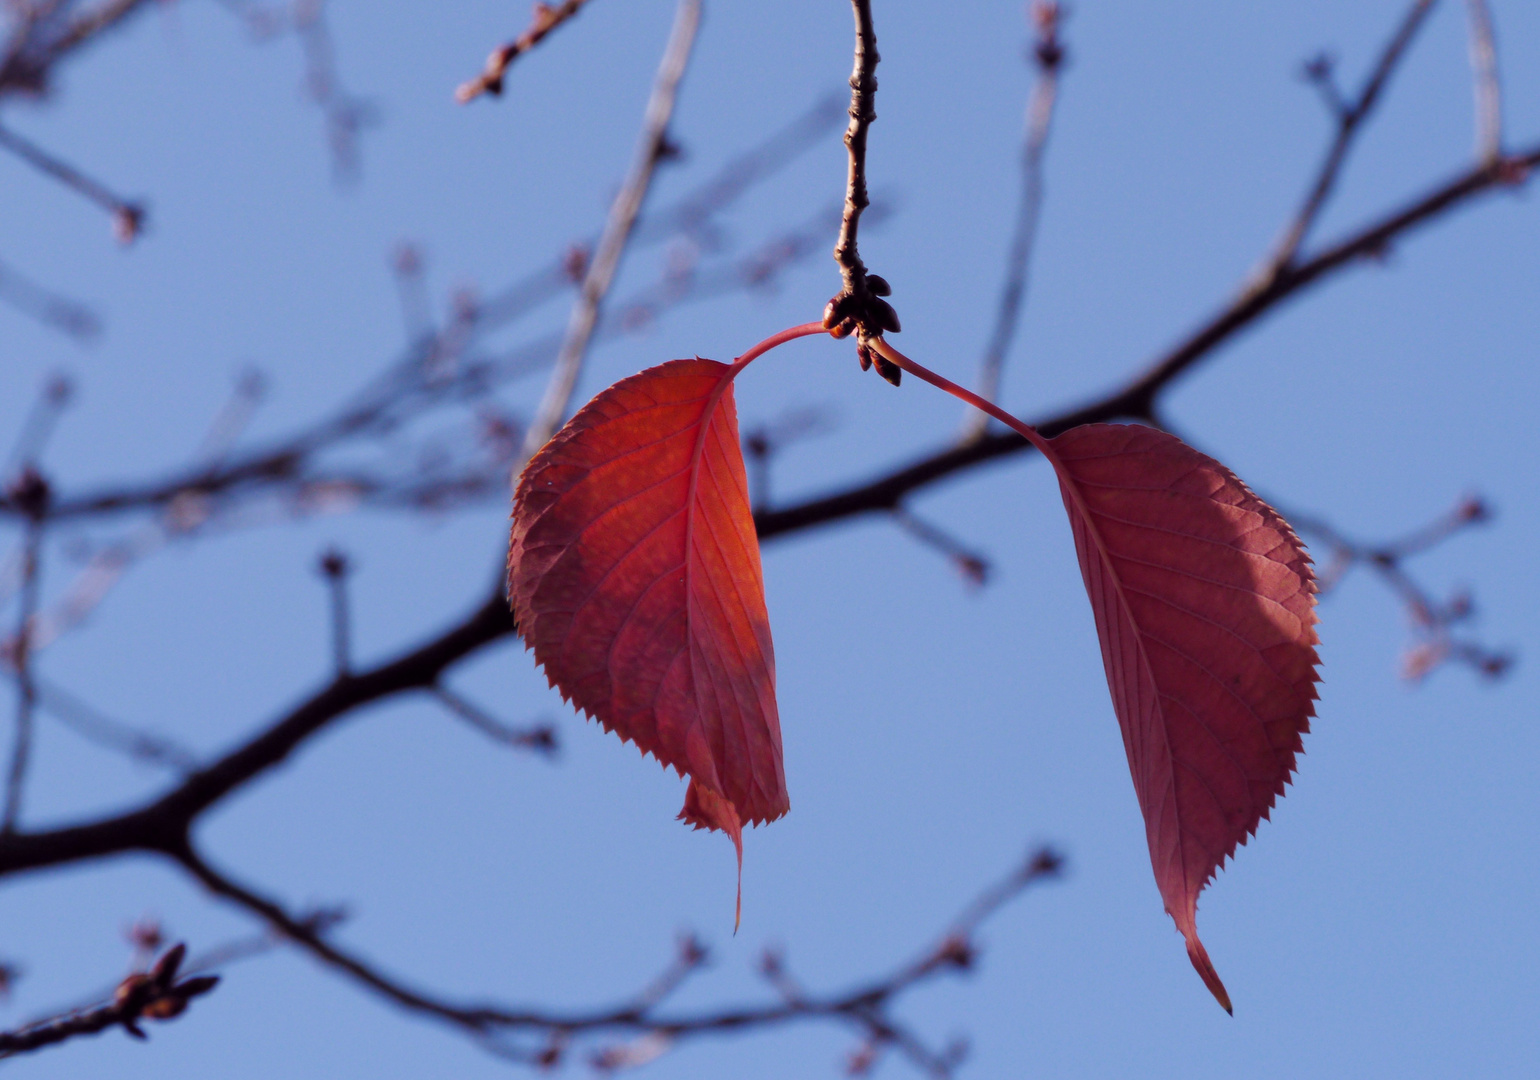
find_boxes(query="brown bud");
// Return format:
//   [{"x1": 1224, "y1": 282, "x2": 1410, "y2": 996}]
[{"x1": 866, "y1": 274, "x2": 891, "y2": 297}]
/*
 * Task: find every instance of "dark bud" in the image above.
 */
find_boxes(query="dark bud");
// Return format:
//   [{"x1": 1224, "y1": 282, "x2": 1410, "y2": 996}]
[
  {"x1": 5, "y1": 466, "x2": 51, "y2": 521},
  {"x1": 654, "y1": 134, "x2": 685, "y2": 163},
  {"x1": 872, "y1": 297, "x2": 901, "y2": 334},
  {"x1": 172, "y1": 975, "x2": 220, "y2": 1001},
  {"x1": 1458, "y1": 495, "x2": 1491, "y2": 523},
  {"x1": 1480, "y1": 653, "x2": 1515, "y2": 679},
  {"x1": 142, "y1": 996, "x2": 187, "y2": 1020},
  {"x1": 1028, "y1": 845, "x2": 1065, "y2": 877},
  {"x1": 113, "y1": 203, "x2": 147, "y2": 245},
  {"x1": 872, "y1": 353, "x2": 902, "y2": 387},
  {"x1": 855, "y1": 342, "x2": 874, "y2": 372},
  {"x1": 936, "y1": 934, "x2": 975, "y2": 969},
  {"x1": 318, "y1": 548, "x2": 350, "y2": 580},
  {"x1": 150, "y1": 943, "x2": 186, "y2": 989},
  {"x1": 866, "y1": 274, "x2": 891, "y2": 297}
]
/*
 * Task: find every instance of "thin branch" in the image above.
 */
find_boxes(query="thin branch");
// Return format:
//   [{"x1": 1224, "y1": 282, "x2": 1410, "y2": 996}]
[
  {"x1": 456, "y1": 0, "x2": 597, "y2": 103},
  {"x1": 170, "y1": 840, "x2": 1058, "y2": 1072},
  {"x1": 1, "y1": 471, "x2": 47, "y2": 834},
  {"x1": 33, "y1": 676, "x2": 199, "y2": 773},
  {"x1": 892, "y1": 507, "x2": 989, "y2": 588},
  {"x1": 757, "y1": 141, "x2": 1540, "y2": 541},
  {"x1": 963, "y1": 2, "x2": 1064, "y2": 438},
  {"x1": 1465, "y1": 0, "x2": 1503, "y2": 164},
  {"x1": 0, "y1": 260, "x2": 100, "y2": 342},
  {"x1": 0, "y1": 943, "x2": 218, "y2": 1059},
  {"x1": 431, "y1": 685, "x2": 557, "y2": 757},
  {"x1": 1264, "y1": 0, "x2": 1437, "y2": 275},
  {"x1": 0, "y1": 0, "x2": 159, "y2": 99},
  {"x1": 317, "y1": 548, "x2": 352, "y2": 676},
  {"x1": 1284, "y1": 495, "x2": 1511, "y2": 681},
  {"x1": 520, "y1": 0, "x2": 702, "y2": 459},
  {"x1": 0, "y1": 123, "x2": 144, "y2": 242},
  {"x1": 5, "y1": 373, "x2": 74, "y2": 471},
  {"x1": 823, "y1": 0, "x2": 902, "y2": 383}
]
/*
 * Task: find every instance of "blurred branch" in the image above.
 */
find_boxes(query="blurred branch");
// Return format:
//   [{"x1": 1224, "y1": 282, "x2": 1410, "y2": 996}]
[
  {"x1": 431, "y1": 685, "x2": 557, "y2": 757},
  {"x1": 0, "y1": 0, "x2": 159, "y2": 99},
  {"x1": 891, "y1": 507, "x2": 989, "y2": 589},
  {"x1": 963, "y1": 1, "x2": 1065, "y2": 438},
  {"x1": 456, "y1": 0, "x2": 597, "y2": 103},
  {"x1": 1268, "y1": 0, "x2": 1436, "y2": 275},
  {"x1": 1464, "y1": 0, "x2": 1502, "y2": 164},
  {"x1": 522, "y1": 0, "x2": 701, "y2": 458},
  {"x1": 171, "y1": 841, "x2": 1058, "y2": 1073},
  {"x1": 1, "y1": 471, "x2": 47, "y2": 833},
  {"x1": 0, "y1": 123, "x2": 143, "y2": 242},
  {"x1": 0, "y1": 260, "x2": 100, "y2": 342},
  {"x1": 220, "y1": 0, "x2": 377, "y2": 182},
  {"x1": 1286, "y1": 495, "x2": 1512, "y2": 681}
]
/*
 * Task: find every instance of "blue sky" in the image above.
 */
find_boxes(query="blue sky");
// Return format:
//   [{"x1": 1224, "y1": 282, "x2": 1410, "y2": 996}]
[{"x1": 0, "y1": 1, "x2": 1537, "y2": 1077}]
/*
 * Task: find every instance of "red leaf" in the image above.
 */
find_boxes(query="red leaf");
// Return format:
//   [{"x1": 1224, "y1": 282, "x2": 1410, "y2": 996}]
[
  {"x1": 1051, "y1": 424, "x2": 1320, "y2": 1013},
  {"x1": 507, "y1": 358, "x2": 787, "y2": 894}
]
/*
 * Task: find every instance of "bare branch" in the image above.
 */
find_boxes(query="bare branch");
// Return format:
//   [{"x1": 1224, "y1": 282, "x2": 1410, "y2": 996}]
[
  {"x1": 0, "y1": 0, "x2": 159, "y2": 99},
  {"x1": 963, "y1": 2, "x2": 1065, "y2": 438},
  {"x1": 892, "y1": 507, "x2": 990, "y2": 588},
  {"x1": 456, "y1": 0, "x2": 597, "y2": 103},
  {"x1": 521, "y1": 0, "x2": 702, "y2": 459},
  {"x1": 757, "y1": 141, "x2": 1540, "y2": 542},
  {"x1": 0, "y1": 122, "x2": 144, "y2": 241},
  {"x1": 1285, "y1": 494, "x2": 1511, "y2": 681},
  {"x1": 5, "y1": 373, "x2": 74, "y2": 471},
  {"x1": 32, "y1": 677, "x2": 199, "y2": 773},
  {"x1": 170, "y1": 840, "x2": 1058, "y2": 1071},
  {"x1": 1, "y1": 470, "x2": 48, "y2": 834},
  {"x1": 317, "y1": 547, "x2": 352, "y2": 677},
  {"x1": 0, "y1": 943, "x2": 219, "y2": 1059},
  {"x1": 1265, "y1": 0, "x2": 1437, "y2": 275},
  {"x1": 823, "y1": 0, "x2": 902, "y2": 383},
  {"x1": 431, "y1": 685, "x2": 557, "y2": 757},
  {"x1": 1465, "y1": 0, "x2": 1503, "y2": 164},
  {"x1": 0, "y1": 260, "x2": 99, "y2": 342}
]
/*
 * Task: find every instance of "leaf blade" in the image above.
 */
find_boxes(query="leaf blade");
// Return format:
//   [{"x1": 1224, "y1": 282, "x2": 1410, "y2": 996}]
[
  {"x1": 1051, "y1": 423, "x2": 1320, "y2": 1012},
  {"x1": 508, "y1": 359, "x2": 788, "y2": 847}
]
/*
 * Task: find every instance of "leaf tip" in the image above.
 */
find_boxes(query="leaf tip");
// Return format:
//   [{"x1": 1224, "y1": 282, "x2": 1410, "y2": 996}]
[{"x1": 1185, "y1": 934, "x2": 1233, "y2": 1015}]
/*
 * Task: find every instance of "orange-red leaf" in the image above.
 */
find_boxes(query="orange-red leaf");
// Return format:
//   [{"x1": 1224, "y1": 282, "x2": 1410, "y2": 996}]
[
  {"x1": 1051, "y1": 424, "x2": 1320, "y2": 1013},
  {"x1": 507, "y1": 359, "x2": 788, "y2": 874}
]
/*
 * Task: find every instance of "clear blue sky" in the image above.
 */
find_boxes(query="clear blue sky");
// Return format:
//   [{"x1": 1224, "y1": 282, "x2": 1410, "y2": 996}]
[{"x1": 1, "y1": 1, "x2": 1537, "y2": 1077}]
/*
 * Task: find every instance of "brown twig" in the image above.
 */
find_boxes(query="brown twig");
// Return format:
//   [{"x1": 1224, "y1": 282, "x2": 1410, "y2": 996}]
[
  {"x1": 456, "y1": 0, "x2": 597, "y2": 103},
  {"x1": 1464, "y1": 0, "x2": 1503, "y2": 164},
  {"x1": 757, "y1": 140, "x2": 1540, "y2": 541},
  {"x1": 823, "y1": 0, "x2": 902, "y2": 384},
  {"x1": 169, "y1": 840, "x2": 1057, "y2": 1073},
  {"x1": 0, "y1": 942, "x2": 218, "y2": 1059},
  {"x1": 963, "y1": 2, "x2": 1065, "y2": 438},
  {"x1": 520, "y1": 0, "x2": 701, "y2": 459}
]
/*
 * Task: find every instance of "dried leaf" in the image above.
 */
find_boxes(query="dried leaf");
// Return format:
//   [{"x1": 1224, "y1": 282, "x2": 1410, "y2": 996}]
[
  {"x1": 1050, "y1": 424, "x2": 1320, "y2": 1012},
  {"x1": 508, "y1": 359, "x2": 788, "y2": 901}
]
